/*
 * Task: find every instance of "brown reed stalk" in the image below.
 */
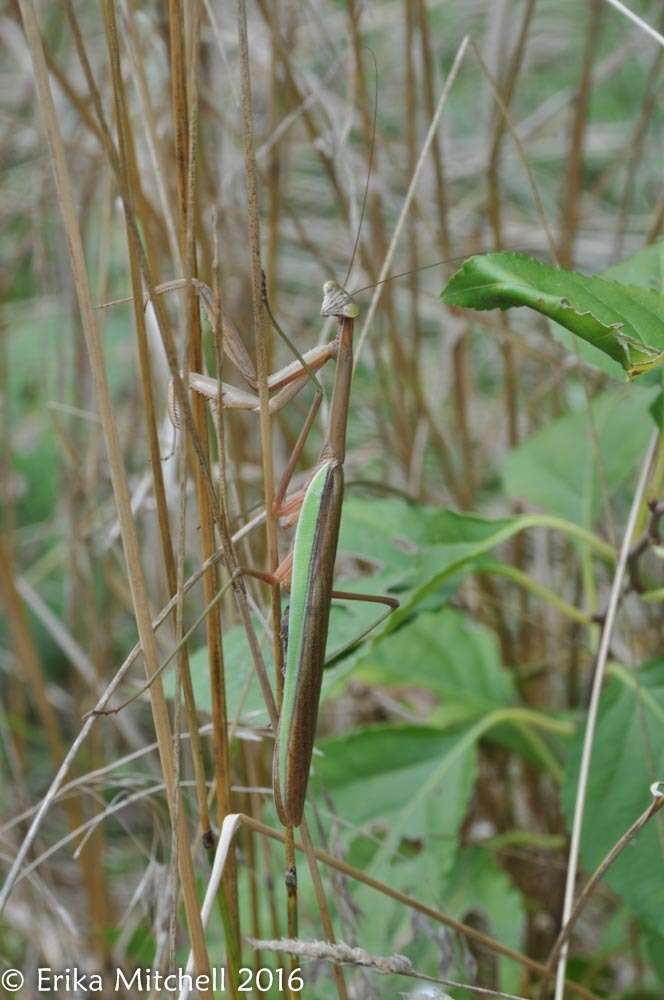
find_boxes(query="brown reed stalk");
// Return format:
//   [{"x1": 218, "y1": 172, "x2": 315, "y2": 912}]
[{"x1": 17, "y1": 0, "x2": 213, "y2": 985}]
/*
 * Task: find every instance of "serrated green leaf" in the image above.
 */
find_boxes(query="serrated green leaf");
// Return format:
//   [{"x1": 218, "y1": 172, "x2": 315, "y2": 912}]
[
  {"x1": 549, "y1": 241, "x2": 664, "y2": 379},
  {"x1": 348, "y1": 605, "x2": 568, "y2": 776},
  {"x1": 441, "y1": 251, "x2": 664, "y2": 379}
]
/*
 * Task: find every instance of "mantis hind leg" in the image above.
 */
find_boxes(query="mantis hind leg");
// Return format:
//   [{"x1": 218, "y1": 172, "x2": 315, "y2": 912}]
[
  {"x1": 238, "y1": 568, "x2": 399, "y2": 610},
  {"x1": 325, "y1": 590, "x2": 399, "y2": 665},
  {"x1": 331, "y1": 589, "x2": 398, "y2": 609}
]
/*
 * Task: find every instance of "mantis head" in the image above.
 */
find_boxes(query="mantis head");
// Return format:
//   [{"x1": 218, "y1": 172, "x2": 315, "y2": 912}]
[{"x1": 321, "y1": 280, "x2": 359, "y2": 319}]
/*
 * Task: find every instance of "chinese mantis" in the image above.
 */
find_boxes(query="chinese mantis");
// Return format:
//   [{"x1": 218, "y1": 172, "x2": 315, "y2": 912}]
[{"x1": 179, "y1": 275, "x2": 399, "y2": 827}]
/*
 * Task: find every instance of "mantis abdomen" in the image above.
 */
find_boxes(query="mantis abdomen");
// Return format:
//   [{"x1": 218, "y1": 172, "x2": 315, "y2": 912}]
[{"x1": 272, "y1": 459, "x2": 344, "y2": 827}]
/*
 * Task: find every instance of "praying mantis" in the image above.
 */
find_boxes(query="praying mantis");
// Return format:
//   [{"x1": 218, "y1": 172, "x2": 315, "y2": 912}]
[{"x1": 175, "y1": 274, "x2": 399, "y2": 827}]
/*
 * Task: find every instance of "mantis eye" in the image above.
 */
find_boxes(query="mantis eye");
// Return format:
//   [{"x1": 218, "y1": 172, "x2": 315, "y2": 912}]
[{"x1": 321, "y1": 281, "x2": 359, "y2": 319}]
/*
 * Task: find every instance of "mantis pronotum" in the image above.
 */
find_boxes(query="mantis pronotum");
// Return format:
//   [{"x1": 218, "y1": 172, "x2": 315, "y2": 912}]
[{"x1": 178, "y1": 275, "x2": 399, "y2": 827}]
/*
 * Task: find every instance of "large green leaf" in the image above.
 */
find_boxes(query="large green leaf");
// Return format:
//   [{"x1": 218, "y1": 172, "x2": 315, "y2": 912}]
[
  {"x1": 345, "y1": 606, "x2": 568, "y2": 776},
  {"x1": 441, "y1": 251, "x2": 664, "y2": 380},
  {"x1": 338, "y1": 497, "x2": 610, "y2": 630},
  {"x1": 312, "y1": 722, "x2": 477, "y2": 898},
  {"x1": 353, "y1": 607, "x2": 516, "y2": 727},
  {"x1": 562, "y1": 661, "x2": 664, "y2": 932},
  {"x1": 312, "y1": 724, "x2": 475, "y2": 842},
  {"x1": 502, "y1": 385, "x2": 658, "y2": 525}
]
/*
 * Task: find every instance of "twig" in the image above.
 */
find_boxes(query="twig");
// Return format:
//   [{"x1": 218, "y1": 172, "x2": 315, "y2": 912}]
[
  {"x1": 540, "y1": 786, "x2": 664, "y2": 999},
  {"x1": 84, "y1": 573, "x2": 239, "y2": 717},
  {"x1": 626, "y1": 497, "x2": 664, "y2": 593},
  {"x1": 236, "y1": 0, "x2": 283, "y2": 714}
]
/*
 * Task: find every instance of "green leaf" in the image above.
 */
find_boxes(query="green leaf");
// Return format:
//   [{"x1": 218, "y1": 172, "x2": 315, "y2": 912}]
[
  {"x1": 354, "y1": 607, "x2": 516, "y2": 727},
  {"x1": 312, "y1": 723, "x2": 476, "y2": 876},
  {"x1": 337, "y1": 495, "x2": 515, "y2": 588},
  {"x1": 339, "y1": 497, "x2": 611, "y2": 630},
  {"x1": 441, "y1": 251, "x2": 664, "y2": 379},
  {"x1": 348, "y1": 606, "x2": 568, "y2": 775},
  {"x1": 549, "y1": 241, "x2": 664, "y2": 379},
  {"x1": 502, "y1": 385, "x2": 658, "y2": 524},
  {"x1": 562, "y1": 661, "x2": 664, "y2": 932}
]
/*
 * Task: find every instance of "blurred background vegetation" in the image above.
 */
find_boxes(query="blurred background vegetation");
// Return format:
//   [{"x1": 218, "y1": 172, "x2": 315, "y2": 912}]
[{"x1": 0, "y1": 0, "x2": 663, "y2": 997}]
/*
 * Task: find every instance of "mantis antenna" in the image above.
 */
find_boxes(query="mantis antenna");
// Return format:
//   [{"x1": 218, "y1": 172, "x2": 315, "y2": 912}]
[
  {"x1": 350, "y1": 248, "x2": 536, "y2": 296},
  {"x1": 342, "y1": 44, "x2": 379, "y2": 293}
]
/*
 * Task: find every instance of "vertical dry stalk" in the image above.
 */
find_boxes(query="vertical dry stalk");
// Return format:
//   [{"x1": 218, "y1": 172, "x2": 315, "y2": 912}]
[
  {"x1": 416, "y1": 0, "x2": 452, "y2": 260},
  {"x1": 485, "y1": 0, "x2": 537, "y2": 246},
  {"x1": 404, "y1": 0, "x2": 423, "y2": 380},
  {"x1": 16, "y1": 0, "x2": 212, "y2": 986},
  {"x1": 265, "y1": 0, "x2": 287, "y2": 309},
  {"x1": 84, "y1": 0, "x2": 214, "y2": 850},
  {"x1": 64, "y1": 0, "x2": 279, "y2": 745},
  {"x1": 235, "y1": 0, "x2": 298, "y2": 955},
  {"x1": 347, "y1": 3, "x2": 435, "y2": 483},
  {"x1": 355, "y1": 36, "x2": 469, "y2": 363},
  {"x1": 0, "y1": 535, "x2": 106, "y2": 954},
  {"x1": 558, "y1": 0, "x2": 603, "y2": 267},
  {"x1": 300, "y1": 821, "x2": 349, "y2": 1000},
  {"x1": 482, "y1": 0, "x2": 537, "y2": 455},
  {"x1": 235, "y1": 0, "x2": 283, "y2": 691},
  {"x1": 181, "y1": 0, "x2": 241, "y2": 976},
  {"x1": 415, "y1": 0, "x2": 476, "y2": 505}
]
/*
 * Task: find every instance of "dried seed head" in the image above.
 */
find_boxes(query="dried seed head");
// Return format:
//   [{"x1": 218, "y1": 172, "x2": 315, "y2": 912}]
[{"x1": 321, "y1": 280, "x2": 359, "y2": 319}]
